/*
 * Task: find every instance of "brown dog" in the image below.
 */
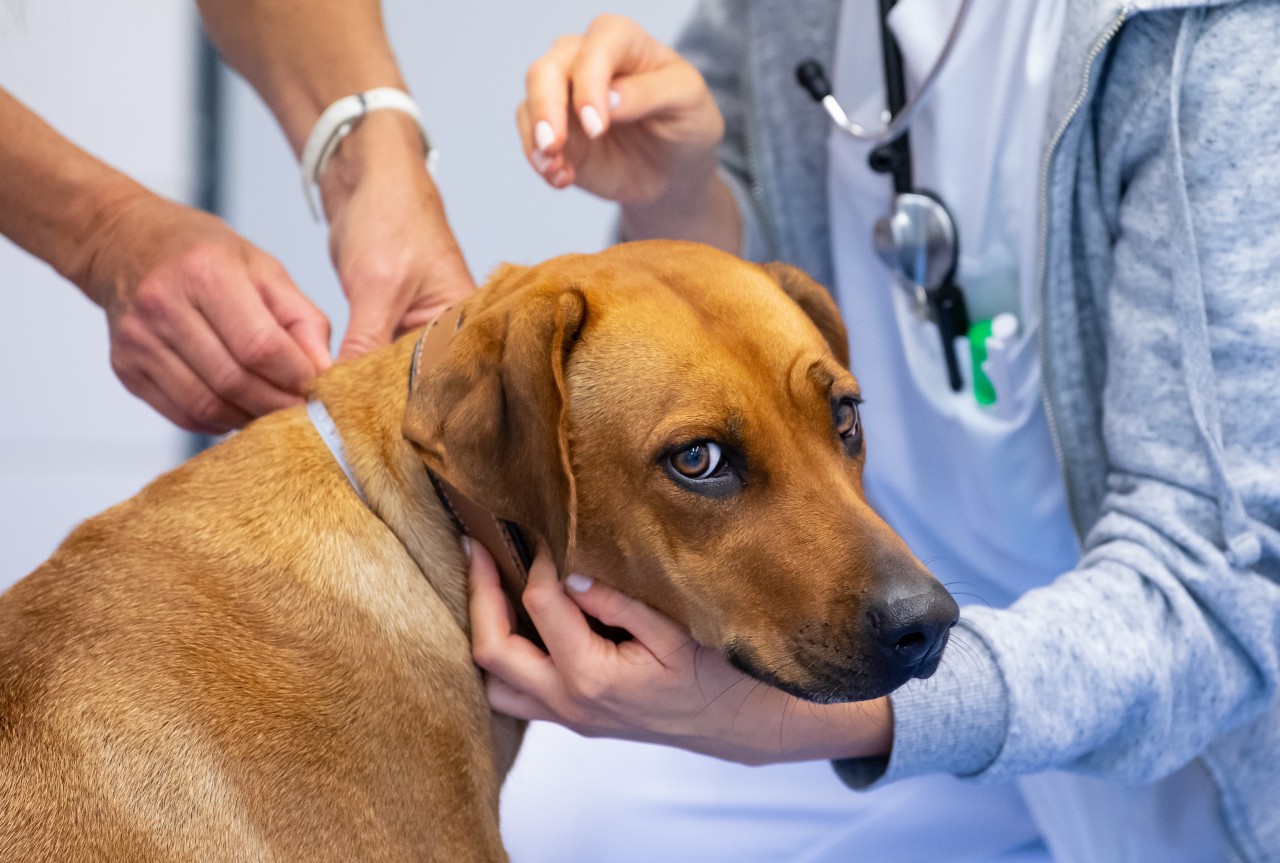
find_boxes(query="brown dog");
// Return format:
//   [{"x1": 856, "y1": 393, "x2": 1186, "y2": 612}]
[{"x1": 0, "y1": 241, "x2": 956, "y2": 861}]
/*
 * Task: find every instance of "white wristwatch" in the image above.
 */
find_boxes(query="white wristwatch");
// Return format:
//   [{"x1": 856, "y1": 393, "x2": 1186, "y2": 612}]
[{"x1": 300, "y1": 87, "x2": 439, "y2": 221}]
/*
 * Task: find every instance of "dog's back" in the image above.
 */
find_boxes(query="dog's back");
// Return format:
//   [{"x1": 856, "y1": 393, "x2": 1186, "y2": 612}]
[{"x1": 0, "y1": 341, "x2": 513, "y2": 862}]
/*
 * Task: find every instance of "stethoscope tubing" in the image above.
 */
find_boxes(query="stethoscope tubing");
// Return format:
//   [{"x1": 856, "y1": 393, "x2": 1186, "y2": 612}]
[
  {"x1": 796, "y1": 0, "x2": 975, "y2": 392},
  {"x1": 818, "y1": 0, "x2": 973, "y2": 147}
]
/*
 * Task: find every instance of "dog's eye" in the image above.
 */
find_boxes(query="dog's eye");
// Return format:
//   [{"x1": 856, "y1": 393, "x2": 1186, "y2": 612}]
[
  {"x1": 670, "y1": 442, "x2": 723, "y2": 479},
  {"x1": 664, "y1": 441, "x2": 742, "y2": 499},
  {"x1": 834, "y1": 397, "x2": 862, "y2": 455}
]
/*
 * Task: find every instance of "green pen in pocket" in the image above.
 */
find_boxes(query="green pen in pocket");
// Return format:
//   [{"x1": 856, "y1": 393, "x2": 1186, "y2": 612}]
[{"x1": 968, "y1": 319, "x2": 997, "y2": 406}]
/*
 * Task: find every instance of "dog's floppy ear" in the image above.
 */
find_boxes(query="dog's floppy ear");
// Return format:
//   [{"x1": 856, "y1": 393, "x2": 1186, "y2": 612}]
[
  {"x1": 761, "y1": 261, "x2": 850, "y2": 369},
  {"x1": 402, "y1": 274, "x2": 586, "y2": 573}
]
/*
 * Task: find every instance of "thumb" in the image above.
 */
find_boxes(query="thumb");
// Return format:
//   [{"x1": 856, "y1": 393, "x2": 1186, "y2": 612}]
[
  {"x1": 339, "y1": 292, "x2": 398, "y2": 361},
  {"x1": 396, "y1": 273, "x2": 478, "y2": 336}
]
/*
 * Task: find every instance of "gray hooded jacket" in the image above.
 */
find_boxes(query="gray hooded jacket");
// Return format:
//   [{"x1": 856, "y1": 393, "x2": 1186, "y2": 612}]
[{"x1": 677, "y1": 1, "x2": 1280, "y2": 860}]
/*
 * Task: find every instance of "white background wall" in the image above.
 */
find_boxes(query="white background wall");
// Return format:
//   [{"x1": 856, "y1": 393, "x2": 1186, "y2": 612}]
[
  {"x1": 2, "y1": 0, "x2": 694, "y2": 586},
  {"x1": 0, "y1": 2, "x2": 196, "y2": 587}
]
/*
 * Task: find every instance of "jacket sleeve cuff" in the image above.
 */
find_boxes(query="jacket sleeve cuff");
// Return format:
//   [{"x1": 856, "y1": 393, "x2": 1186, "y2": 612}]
[
  {"x1": 832, "y1": 619, "x2": 1011, "y2": 789},
  {"x1": 717, "y1": 165, "x2": 771, "y2": 262}
]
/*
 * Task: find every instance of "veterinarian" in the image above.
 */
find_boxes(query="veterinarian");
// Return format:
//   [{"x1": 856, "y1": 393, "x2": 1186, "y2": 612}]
[
  {"x1": 0, "y1": 0, "x2": 472, "y2": 434},
  {"x1": 469, "y1": 2, "x2": 1280, "y2": 861}
]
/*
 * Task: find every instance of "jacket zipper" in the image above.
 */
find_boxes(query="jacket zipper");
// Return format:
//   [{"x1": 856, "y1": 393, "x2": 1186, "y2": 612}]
[
  {"x1": 742, "y1": 7, "x2": 778, "y2": 259},
  {"x1": 1034, "y1": 4, "x2": 1129, "y2": 543}
]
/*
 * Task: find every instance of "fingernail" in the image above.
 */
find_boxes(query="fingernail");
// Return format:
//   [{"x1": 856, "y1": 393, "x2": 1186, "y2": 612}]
[
  {"x1": 531, "y1": 149, "x2": 551, "y2": 173},
  {"x1": 565, "y1": 573, "x2": 594, "y2": 593},
  {"x1": 608, "y1": 89, "x2": 621, "y2": 109},
  {"x1": 461, "y1": 536, "x2": 472, "y2": 559},
  {"x1": 580, "y1": 104, "x2": 604, "y2": 139},
  {"x1": 551, "y1": 169, "x2": 570, "y2": 186},
  {"x1": 534, "y1": 120, "x2": 555, "y2": 152}
]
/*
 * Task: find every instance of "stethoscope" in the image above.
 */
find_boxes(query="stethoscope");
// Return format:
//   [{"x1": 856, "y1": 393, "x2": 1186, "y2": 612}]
[{"x1": 797, "y1": 0, "x2": 974, "y2": 391}]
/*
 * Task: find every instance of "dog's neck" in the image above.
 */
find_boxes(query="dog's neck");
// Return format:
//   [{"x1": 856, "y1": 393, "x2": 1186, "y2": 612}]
[{"x1": 306, "y1": 306, "x2": 541, "y2": 644}]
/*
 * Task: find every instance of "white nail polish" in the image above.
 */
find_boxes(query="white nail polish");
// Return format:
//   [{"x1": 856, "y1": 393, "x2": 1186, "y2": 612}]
[
  {"x1": 565, "y1": 573, "x2": 594, "y2": 593},
  {"x1": 552, "y1": 169, "x2": 570, "y2": 186},
  {"x1": 531, "y1": 150, "x2": 551, "y2": 173},
  {"x1": 608, "y1": 89, "x2": 621, "y2": 109},
  {"x1": 534, "y1": 120, "x2": 555, "y2": 152},
  {"x1": 580, "y1": 104, "x2": 604, "y2": 139}
]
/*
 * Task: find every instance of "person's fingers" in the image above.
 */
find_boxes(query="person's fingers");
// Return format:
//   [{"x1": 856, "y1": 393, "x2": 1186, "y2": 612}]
[
  {"x1": 571, "y1": 14, "x2": 657, "y2": 139},
  {"x1": 518, "y1": 545, "x2": 603, "y2": 669},
  {"x1": 255, "y1": 257, "x2": 332, "y2": 376},
  {"x1": 562, "y1": 572, "x2": 695, "y2": 663},
  {"x1": 110, "y1": 315, "x2": 252, "y2": 433},
  {"x1": 469, "y1": 539, "x2": 517, "y2": 638},
  {"x1": 117, "y1": 364, "x2": 214, "y2": 434},
  {"x1": 157, "y1": 285, "x2": 306, "y2": 417},
  {"x1": 323, "y1": 154, "x2": 478, "y2": 355},
  {"x1": 194, "y1": 268, "x2": 321, "y2": 400},
  {"x1": 484, "y1": 675, "x2": 557, "y2": 723},
  {"x1": 524, "y1": 34, "x2": 582, "y2": 158},
  {"x1": 470, "y1": 542, "x2": 568, "y2": 720},
  {"x1": 517, "y1": 101, "x2": 566, "y2": 181},
  {"x1": 607, "y1": 61, "x2": 712, "y2": 126},
  {"x1": 469, "y1": 541, "x2": 563, "y2": 674},
  {"x1": 545, "y1": 163, "x2": 577, "y2": 189}
]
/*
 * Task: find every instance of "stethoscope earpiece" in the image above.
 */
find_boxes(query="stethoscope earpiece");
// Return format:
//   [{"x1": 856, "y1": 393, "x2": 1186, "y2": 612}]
[
  {"x1": 792, "y1": 0, "x2": 972, "y2": 145},
  {"x1": 795, "y1": 60, "x2": 834, "y2": 102}
]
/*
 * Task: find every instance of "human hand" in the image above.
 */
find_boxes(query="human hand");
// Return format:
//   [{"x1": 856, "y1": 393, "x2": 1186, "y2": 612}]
[
  {"x1": 81, "y1": 191, "x2": 331, "y2": 434},
  {"x1": 318, "y1": 112, "x2": 476, "y2": 361},
  {"x1": 469, "y1": 541, "x2": 895, "y2": 766},
  {"x1": 517, "y1": 15, "x2": 724, "y2": 208}
]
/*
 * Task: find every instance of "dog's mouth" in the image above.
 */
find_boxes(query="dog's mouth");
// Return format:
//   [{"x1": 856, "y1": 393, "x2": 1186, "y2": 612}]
[{"x1": 725, "y1": 633, "x2": 950, "y2": 705}]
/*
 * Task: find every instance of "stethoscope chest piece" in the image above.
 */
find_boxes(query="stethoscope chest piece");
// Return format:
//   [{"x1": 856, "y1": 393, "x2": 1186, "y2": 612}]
[
  {"x1": 872, "y1": 191, "x2": 958, "y2": 318},
  {"x1": 871, "y1": 189, "x2": 971, "y2": 391}
]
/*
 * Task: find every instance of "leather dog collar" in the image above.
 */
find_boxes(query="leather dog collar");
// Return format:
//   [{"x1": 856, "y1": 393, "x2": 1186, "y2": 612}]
[{"x1": 408, "y1": 304, "x2": 538, "y2": 620}]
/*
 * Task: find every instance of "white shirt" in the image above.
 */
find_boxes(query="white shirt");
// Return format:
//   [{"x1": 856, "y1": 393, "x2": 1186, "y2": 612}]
[
  {"x1": 828, "y1": 0, "x2": 1077, "y2": 610},
  {"x1": 822, "y1": 1, "x2": 1073, "y2": 859}
]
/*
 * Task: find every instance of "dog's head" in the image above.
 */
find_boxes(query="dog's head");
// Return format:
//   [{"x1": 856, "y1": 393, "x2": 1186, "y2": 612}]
[{"x1": 404, "y1": 241, "x2": 956, "y2": 703}]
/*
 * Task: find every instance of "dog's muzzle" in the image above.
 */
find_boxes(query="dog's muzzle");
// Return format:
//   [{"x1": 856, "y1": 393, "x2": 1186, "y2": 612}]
[{"x1": 726, "y1": 580, "x2": 958, "y2": 704}]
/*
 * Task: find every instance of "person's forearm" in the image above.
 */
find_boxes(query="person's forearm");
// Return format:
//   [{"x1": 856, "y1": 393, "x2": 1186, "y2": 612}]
[
  {"x1": 727, "y1": 688, "x2": 894, "y2": 767},
  {"x1": 0, "y1": 88, "x2": 145, "y2": 302},
  {"x1": 195, "y1": 0, "x2": 406, "y2": 154},
  {"x1": 199, "y1": 0, "x2": 474, "y2": 356}
]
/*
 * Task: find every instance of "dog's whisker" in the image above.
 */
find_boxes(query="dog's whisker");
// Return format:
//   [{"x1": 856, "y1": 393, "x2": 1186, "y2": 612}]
[
  {"x1": 956, "y1": 615, "x2": 994, "y2": 642},
  {"x1": 655, "y1": 635, "x2": 699, "y2": 667},
  {"x1": 699, "y1": 674, "x2": 758, "y2": 713},
  {"x1": 946, "y1": 591, "x2": 991, "y2": 605},
  {"x1": 938, "y1": 631, "x2": 986, "y2": 679},
  {"x1": 919, "y1": 553, "x2": 964, "y2": 572}
]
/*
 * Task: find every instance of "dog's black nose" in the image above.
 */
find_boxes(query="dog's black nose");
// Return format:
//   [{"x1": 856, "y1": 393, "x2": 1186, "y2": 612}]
[{"x1": 866, "y1": 582, "x2": 959, "y2": 677}]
